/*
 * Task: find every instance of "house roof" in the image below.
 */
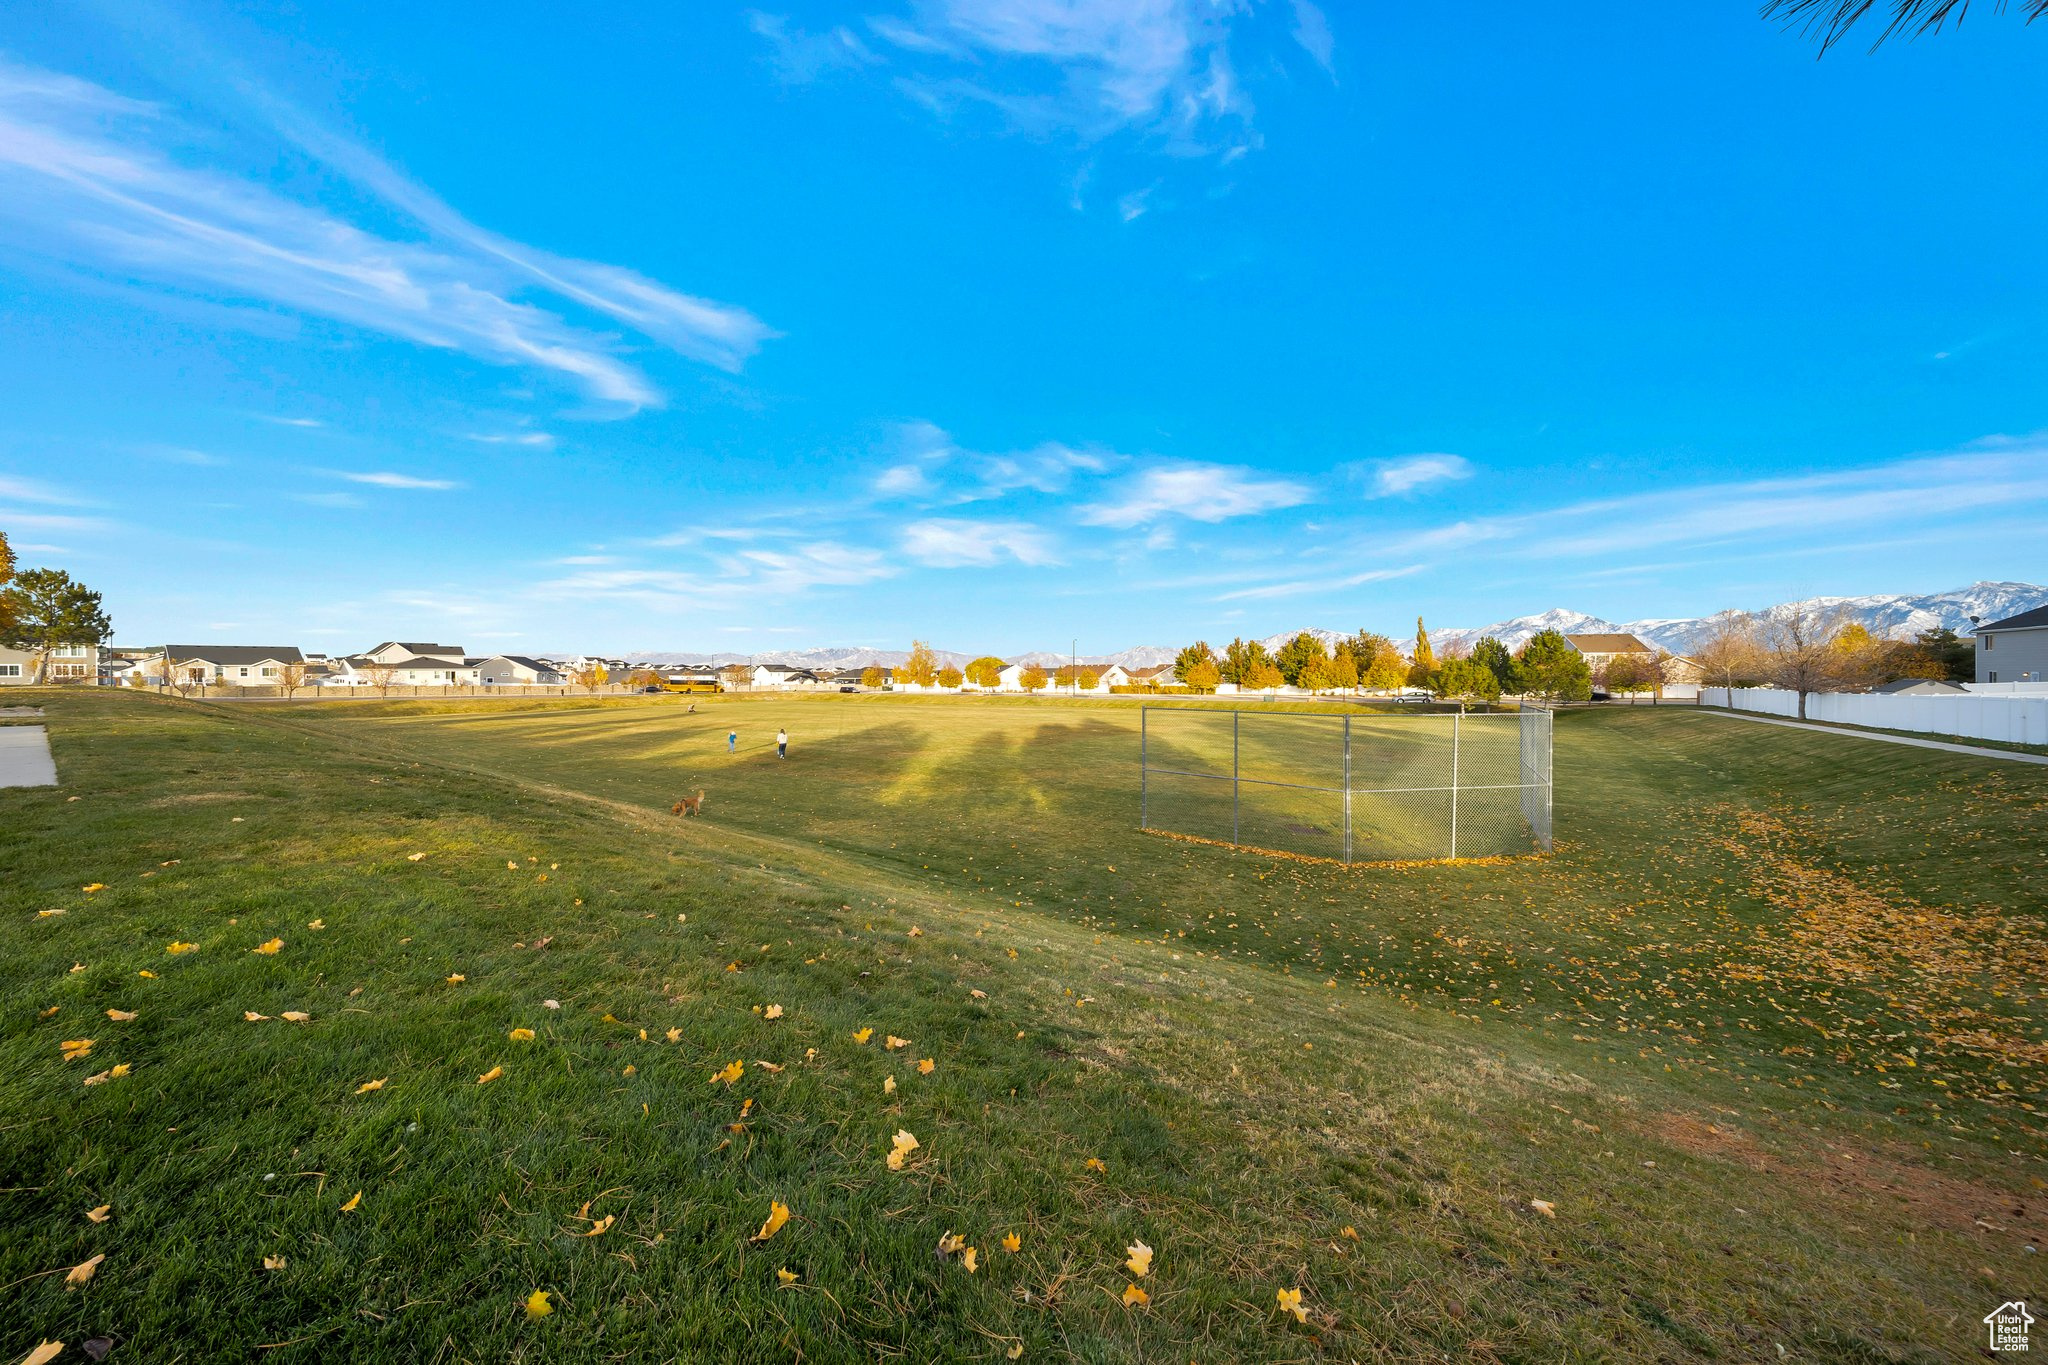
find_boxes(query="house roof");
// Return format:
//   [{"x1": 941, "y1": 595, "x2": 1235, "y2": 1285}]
[
  {"x1": 1977, "y1": 604, "x2": 2048, "y2": 633},
  {"x1": 379, "y1": 655, "x2": 468, "y2": 670},
  {"x1": 162, "y1": 645, "x2": 305, "y2": 666},
  {"x1": 1871, "y1": 678, "x2": 1969, "y2": 695},
  {"x1": 488, "y1": 655, "x2": 556, "y2": 672},
  {"x1": 1565, "y1": 633, "x2": 1653, "y2": 655},
  {"x1": 1126, "y1": 665, "x2": 1174, "y2": 680},
  {"x1": 366, "y1": 641, "x2": 464, "y2": 655}
]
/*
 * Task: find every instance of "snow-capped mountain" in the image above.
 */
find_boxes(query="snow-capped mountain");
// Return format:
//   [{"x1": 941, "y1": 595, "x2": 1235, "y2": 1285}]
[{"x1": 603, "y1": 582, "x2": 2043, "y2": 669}]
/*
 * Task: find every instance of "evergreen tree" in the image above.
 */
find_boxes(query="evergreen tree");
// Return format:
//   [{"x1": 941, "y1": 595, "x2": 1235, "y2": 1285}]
[
  {"x1": 1470, "y1": 636, "x2": 1517, "y2": 694},
  {"x1": 1275, "y1": 631, "x2": 1329, "y2": 687},
  {"x1": 1515, "y1": 629, "x2": 1592, "y2": 701}
]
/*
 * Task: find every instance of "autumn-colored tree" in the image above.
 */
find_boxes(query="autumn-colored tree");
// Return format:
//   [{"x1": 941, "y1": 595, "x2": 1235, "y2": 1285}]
[
  {"x1": 1359, "y1": 638, "x2": 1409, "y2": 693},
  {"x1": 0, "y1": 529, "x2": 16, "y2": 640},
  {"x1": 1220, "y1": 637, "x2": 1272, "y2": 687},
  {"x1": 1603, "y1": 652, "x2": 1651, "y2": 695},
  {"x1": 1019, "y1": 663, "x2": 1048, "y2": 692},
  {"x1": 1173, "y1": 641, "x2": 1217, "y2": 686},
  {"x1": 573, "y1": 664, "x2": 609, "y2": 694},
  {"x1": 901, "y1": 640, "x2": 940, "y2": 688},
  {"x1": 1244, "y1": 660, "x2": 1285, "y2": 693},
  {"x1": 965, "y1": 656, "x2": 1005, "y2": 689},
  {"x1": 860, "y1": 665, "x2": 886, "y2": 689},
  {"x1": 721, "y1": 663, "x2": 754, "y2": 691},
  {"x1": 1408, "y1": 618, "x2": 1436, "y2": 688},
  {"x1": 937, "y1": 666, "x2": 964, "y2": 689},
  {"x1": 361, "y1": 660, "x2": 400, "y2": 697},
  {"x1": 1328, "y1": 643, "x2": 1359, "y2": 693},
  {"x1": 1299, "y1": 656, "x2": 1338, "y2": 694},
  {"x1": 1182, "y1": 657, "x2": 1221, "y2": 692},
  {"x1": 627, "y1": 668, "x2": 663, "y2": 689}
]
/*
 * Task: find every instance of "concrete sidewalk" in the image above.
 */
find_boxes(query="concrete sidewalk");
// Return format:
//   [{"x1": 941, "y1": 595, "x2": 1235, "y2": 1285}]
[
  {"x1": 0, "y1": 725, "x2": 59, "y2": 786},
  {"x1": 1695, "y1": 707, "x2": 2048, "y2": 766}
]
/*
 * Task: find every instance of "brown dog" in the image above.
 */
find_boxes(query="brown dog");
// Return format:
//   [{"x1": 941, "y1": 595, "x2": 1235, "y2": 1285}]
[{"x1": 672, "y1": 790, "x2": 707, "y2": 818}]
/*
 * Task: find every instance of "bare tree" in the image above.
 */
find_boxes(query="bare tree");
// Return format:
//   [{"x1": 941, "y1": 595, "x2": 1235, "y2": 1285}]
[
  {"x1": 1754, "y1": 605, "x2": 1858, "y2": 719},
  {"x1": 720, "y1": 663, "x2": 753, "y2": 691},
  {"x1": 158, "y1": 655, "x2": 202, "y2": 699},
  {"x1": 361, "y1": 661, "x2": 400, "y2": 697},
  {"x1": 1764, "y1": 0, "x2": 2047, "y2": 55},
  {"x1": 274, "y1": 660, "x2": 310, "y2": 700},
  {"x1": 1693, "y1": 613, "x2": 1763, "y2": 692}
]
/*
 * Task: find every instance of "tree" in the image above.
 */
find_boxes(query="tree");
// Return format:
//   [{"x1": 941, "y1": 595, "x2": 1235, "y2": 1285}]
[
  {"x1": 1693, "y1": 613, "x2": 1762, "y2": 691},
  {"x1": 937, "y1": 665, "x2": 964, "y2": 689},
  {"x1": 721, "y1": 663, "x2": 754, "y2": 691},
  {"x1": 1470, "y1": 637, "x2": 1518, "y2": 696},
  {"x1": 1409, "y1": 617, "x2": 1436, "y2": 689},
  {"x1": 1432, "y1": 657, "x2": 1500, "y2": 703},
  {"x1": 1173, "y1": 641, "x2": 1217, "y2": 686},
  {"x1": 1752, "y1": 605, "x2": 1857, "y2": 719},
  {"x1": 1220, "y1": 637, "x2": 1272, "y2": 687},
  {"x1": 275, "y1": 660, "x2": 310, "y2": 700},
  {"x1": 1182, "y1": 657, "x2": 1221, "y2": 692},
  {"x1": 1328, "y1": 643, "x2": 1359, "y2": 693},
  {"x1": 900, "y1": 640, "x2": 940, "y2": 689},
  {"x1": 157, "y1": 654, "x2": 201, "y2": 699},
  {"x1": 573, "y1": 664, "x2": 609, "y2": 694},
  {"x1": 1515, "y1": 629, "x2": 1592, "y2": 702},
  {"x1": 1019, "y1": 663, "x2": 1048, "y2": 692},
  {"x1": 1299, "y1": 656, "x2": 1338, "y2": 694},
  {"x1": 1244, "y1": 659, "x2": 1285, "y2": 693},
  {"x1": 1, "y1": 567, "x2": 111, "y2": 683},
  {"x1": 1764, "y1": 0, "x2": 2047, "y2": 55},
  {"x1": 1603, "y1": 652, "x2": 1651, "y2": 696},
  {"x1": 1910, "y1": 626, "x2": 1974, "y2": 682},
  {"x1": 965, "y1": 656, "x2": 1006, "y2": 690},
  {"x1": 1275, "y1": 631, "x2": 1330, "y2": 687},
  {"x1": 860, "y1": 665, "x2": 886, "y2": 689},
  {"x1": 0, "y1": 529, "x2": 16, "y2": 640},
  {"x1": 627, "y1": 668, "x2": 662, "y2": 690}
]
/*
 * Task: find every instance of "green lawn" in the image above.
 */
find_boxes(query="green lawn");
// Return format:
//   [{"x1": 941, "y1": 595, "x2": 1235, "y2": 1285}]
[{"x1": 2, "y1": 691, "x2": 2041, "y2": 1362}]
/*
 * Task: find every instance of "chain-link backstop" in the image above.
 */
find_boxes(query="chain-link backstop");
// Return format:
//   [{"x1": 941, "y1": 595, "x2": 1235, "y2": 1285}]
[{"x1": 1139, "y1": 706, "x2": 1553, "y2": 862}]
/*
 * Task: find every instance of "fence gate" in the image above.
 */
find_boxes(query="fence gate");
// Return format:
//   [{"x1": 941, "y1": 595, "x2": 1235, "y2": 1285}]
[{"x1": 1139, "y1": 706, "x2": 1552, "y2": 862}]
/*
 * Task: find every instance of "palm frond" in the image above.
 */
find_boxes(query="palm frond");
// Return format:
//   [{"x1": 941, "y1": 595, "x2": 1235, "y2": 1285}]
[{"x1": 1762, "y1": 0, "x2": 2048, "y2": 53}]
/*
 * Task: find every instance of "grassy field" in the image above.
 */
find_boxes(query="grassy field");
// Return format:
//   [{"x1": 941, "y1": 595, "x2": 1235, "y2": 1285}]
[{"x1": 2, "y1": 690, "x2": 2041, "y2": 1363}]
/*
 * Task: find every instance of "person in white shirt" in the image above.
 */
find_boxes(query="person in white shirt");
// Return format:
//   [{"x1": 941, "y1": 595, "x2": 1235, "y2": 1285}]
[{"x1": 775, "y1": 727, "x2": 788, "y2": 759}]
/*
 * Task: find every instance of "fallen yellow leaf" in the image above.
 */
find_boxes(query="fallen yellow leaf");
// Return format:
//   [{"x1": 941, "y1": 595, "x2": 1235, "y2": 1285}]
[
  {"x1": 66, "y1": 1252, "x2": 104, "y2": 1289},
  {"x1": 882, "y1": 1075, "x2": 896, "y2": 1095},
  {"x1": 407, "y1": 852, "x2": 428, "y2": 862},
  {"x1": 1531, "y1": 1199, "x2": 1556, "y2": 1219},
  {"x1": 280, "y1": 1011, "x2": 310, "y2": 1023},
  {"x1": 166, "y1": 942, "x2": 197, "y2": 954},
  {"x1": 477, "y1": 1066, "x2": 504, "y2": 1085},
  {"x1": 86, "y1": 1204, "x2": 111, "y2": 1224},
  {"x1": 262, "y1": 1255, "x2": 287, "y2": 1271},
  {"x1": 307, "y1": 919, "x2": 325, "y2": 930},
  {"x1": 82, "y1": 883, "x2": 105, "y2": 893},
  {"x1": 244, "y1": 1011, "x2": 271, "y2": 1022},
  {"x1": 763, "y1": 1004, "x2": 784, "y2": 1020},
  {"x1": 585, "y1": 1214, "x2": 615, "y2": 1237},
  {"x1": 777, "y1": 1267, "x2": 799, "y2": 1285},
  {"x1": 665, "y1": 1027, "x2": 683, "y2": 1043},
  {"x1": 21, "y1": 1341, "x2": 63, "y2": 1365},
  {"x1": 1121, "y1": 1283, "x2": 1148, "y2": 1308},
  {"x1": 105, "y1": 1009, "x2": 136, "y2": 1021},
  {"x1": 751, "y1": 1200, "x2": 790, "y2": 1242},
  {"x1": 525, "y1": 1288, "x2": 553, "y2": 1320},
  {"x1": 137, "y1": 970, "x2": 155, "y2": 978},
  {"x1": 1001, "y1": 1232, "x2": 1021, "y2": 1253},
  {"x1": 446, "y1": 974, "x2": 466, "y2": 984},
  {"x1": 886, "y1": 1129, "x2": 920, "y2": 1170},
  {"x1": 1277, "y1": 1286, "x2": 1307, "y2": 1323},
  {"x1": 917, "y1": 1058, "x2": 935, "y2": 1075},
  {"x1": 39, "y1": 1006, "x2": 59, "y2": 1017},
  {"x1": 852, "y1": 1027, "x2": 873, "y2": 1044},
  {"x1": 60, "y1": 1039, "x2": 94, "y2": 1061},
  {"x1": 1125, "y1": 1240, "x2": 1153, "y2": 1278},
  {"x1": 711, "y1": 1060, "x2": 744, "y2": 1086},
  {"x1": 340, "y1": 1190, "x2": 362, "y2": 1213},
  {"x1": 252, "y1": 938, "x2": 283, "y2": 956},
  {"x1": 509, "y1": 1028, "x2": 535, "y2": 1042},
  {"x1": 1085, "y1": 1157, "x2": 1107, "y2": 1173},
  {"x1": 884, "y1": 1035, "x2": 910, "y2": 1050},
  {"x1": 962, "y1": 1246, "x2": 979, "y2": 1273},
  {"x1": 354, "y1": 1078, "x2": 386, "y2": 1095},
  {"x1": 1007, "y1": 1343, "x2": 1024, "y2": 1360}
]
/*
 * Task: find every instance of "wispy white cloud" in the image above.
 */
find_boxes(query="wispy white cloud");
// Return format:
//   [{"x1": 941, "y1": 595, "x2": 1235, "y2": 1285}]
[
  {"x1": 1289, "y1": 0, "x2": 1335, "y2": 77},
  {"x1": 1366, "y1": 453, "x2": 1473, "y2": 497},
  {"x1": 288, "y1": 491, "x2": 363, "y2": 509},
  {"x1": 0, "y1": 474, "x2": 88, "y2": 504},
  {"x1": 540, "y1": 540, "x2": 896, "y2": 612},
  {"x1": 465, "y1": 432, "x2": 557, "y2": 449},
  {"x1": 749, "y1": 11, "x2": 883, "y2": 79},
  {"x1": 903, "y1": 516, "x2": 1058, "y2": 566},
  {"x1": 337, "y1": 471, "x2": 461, "y2": 491},
  {"x1": 1079, "y1": 461, "x2": 1311, "y2": 527},
  {"x1": 875, "y1": 420, "x2": 1115, "y2": 503},
  {"x1": 1217, "y1": 563, "x2": 1421, "y2": 601},
  {"x1": 0, "y1": 58, "x2": 772, "y2": 410}
]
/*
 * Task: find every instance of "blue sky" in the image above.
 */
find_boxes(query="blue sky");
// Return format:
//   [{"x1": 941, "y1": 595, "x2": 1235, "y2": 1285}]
[{"x1": 1, "y1": 1, "x2": 2045, "y2": 655}]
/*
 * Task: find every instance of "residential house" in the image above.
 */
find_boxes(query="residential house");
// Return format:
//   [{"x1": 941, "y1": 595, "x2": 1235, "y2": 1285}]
[
  {"x1": 1123, "y1": 664, "x2": 1185, "y2": 690},
  {"x1": 823, "y1": 667, "x2": 888, "y2": 689},
  {"x1": 749, "y1": 664, "x2": 824, "y2": 689},
  {"x1": 1563, "y1": 633, "x2": 1655, "y2": 676},
  {"x1": 1050, "y1": 663, "x2": 1126, "y2": 694},
  {"x1": 151, "y1": 645, "x2": 306, "y2": 688},
  {"x1": 1871, "y1": 678, "x2": 1970, "y2": 696},
  {"x1": 1975, "y1": 605, "x2": 2048, "y2": 683},
  {"x1": 0, "y1": 642, "x2": 102, "y2": 685},
  {"x1": 475, "y1": 655, "x2": 567, "y2": 686},
  {"x1": 360, "y1": 641, "x2": 466, "y2": 666}
]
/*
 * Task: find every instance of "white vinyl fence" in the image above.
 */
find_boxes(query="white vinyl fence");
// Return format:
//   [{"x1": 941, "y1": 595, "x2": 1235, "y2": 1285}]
[{"x1": 1702, "y1": 687, "x2": 2048, "y2": 745}]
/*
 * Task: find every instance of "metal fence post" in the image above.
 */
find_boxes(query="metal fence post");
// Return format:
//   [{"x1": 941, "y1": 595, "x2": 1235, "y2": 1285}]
[
  {"x1": 1140, "y1": 706, "x2": 1148, "y2": 830},
  {"x1": 1449, "y1": 711, "x2": 1461, "y2": 860},
  {"x1": 1342, "y1": 714, "x2": 1352, "y2": 863},
  {"x1": 1232, "y1": 711, "x2": 1241, "y2": 845}
]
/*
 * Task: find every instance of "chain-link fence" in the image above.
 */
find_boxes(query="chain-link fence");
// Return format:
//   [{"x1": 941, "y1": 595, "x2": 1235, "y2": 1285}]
[{"x1": 1139, "y1": 706, "x2": 1552, "y2": 862}]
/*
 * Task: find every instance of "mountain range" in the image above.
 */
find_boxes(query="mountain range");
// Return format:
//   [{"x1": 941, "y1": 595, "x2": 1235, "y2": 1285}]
[{"x1": 613, "y1": 581, "x2": 2045, "y2": 669}]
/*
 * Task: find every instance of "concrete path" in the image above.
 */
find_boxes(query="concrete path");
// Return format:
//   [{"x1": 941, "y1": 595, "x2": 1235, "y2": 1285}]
[
  {"x1": 1695, "y1": 707, "x2": 2048, "y2": 766},
  {"x1": 0, "y1": 724, "x2": 59, "y2": 786}
]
